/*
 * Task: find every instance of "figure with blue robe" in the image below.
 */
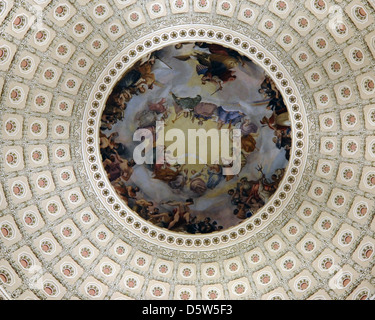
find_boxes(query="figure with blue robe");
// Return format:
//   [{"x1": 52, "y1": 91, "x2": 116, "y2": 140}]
[
  {"x1": 217, "y1": 106, "x2": 245, "y2": 129},
  {"x1": 206, "y1": 165, "x2": 223, "y2": 189}
]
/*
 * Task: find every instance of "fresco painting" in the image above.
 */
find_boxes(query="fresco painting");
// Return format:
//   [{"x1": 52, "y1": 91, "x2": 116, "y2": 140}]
[{"x1": 100, "y1": 42, "x2": 291, "y2": 234}]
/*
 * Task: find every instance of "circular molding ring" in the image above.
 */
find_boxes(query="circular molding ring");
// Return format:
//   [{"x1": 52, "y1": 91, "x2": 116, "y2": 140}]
[{"x1": 82, "y1": 24, "x2": 309, "y2": 251}]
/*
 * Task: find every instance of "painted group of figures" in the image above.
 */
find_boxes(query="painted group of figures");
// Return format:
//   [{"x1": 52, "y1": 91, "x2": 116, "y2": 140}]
[
  {"x1": 99, "y1": 42, "x2": 291, "y2": 233},
  {"x1": 259, "y1": 75, "x2": 292, "y2": 161},
  {"x1": 228, "y1": 166, "x2": 286, "y2": 221},
  {"x1": 130, "y1": 197, "x2": 224, "y2": 234},
  {"x1": 100, "y1": 41, "x2": 247, "y2": 131}
]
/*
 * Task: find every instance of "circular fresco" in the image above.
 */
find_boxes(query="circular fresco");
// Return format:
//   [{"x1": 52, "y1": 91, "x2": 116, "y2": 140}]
[{"x1": 99, "y1": 41, "x2": 292, "y2": 234}]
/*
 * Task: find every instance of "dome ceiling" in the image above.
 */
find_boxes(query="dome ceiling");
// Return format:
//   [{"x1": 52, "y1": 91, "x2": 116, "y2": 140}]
[{"x1": 0, "y1": 0, "x2": 375, "y2": 300}]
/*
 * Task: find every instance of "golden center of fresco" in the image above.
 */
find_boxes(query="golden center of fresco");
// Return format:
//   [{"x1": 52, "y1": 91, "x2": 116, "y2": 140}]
[{"x1": 100, "y1": 42, "x2": 292, "y2": 234}]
